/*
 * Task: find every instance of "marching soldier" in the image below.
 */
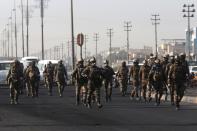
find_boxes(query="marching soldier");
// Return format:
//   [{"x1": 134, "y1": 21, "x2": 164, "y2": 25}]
[
  {"x1": 26, "y1": 61, "x2": 40, "y2": 98},
  {"x1": 148, "y1": 59, "x2": 165, "y2": 106},
  {"x1": 102, "y1": 60, "x2": 115, "y2": 102},
  {"x1": 72, "y1": 59, "x2": 88, "y2": 105},
  {"x1": 43, "y1": 61, "x2": 54, "y2": 96},
  {"x1": 7, "y1": 60, "x2": 23, "y2": 104},
  {"x1": 54, "y1": 60, "x2": 68, "y2": 97},
  {"x1": 130, "y1": 59, "x2": 140, "y2": 100},
  {"x1": 82, "y1": 57, "x2": 103, "y2": 108},
  {"x1": 116, "y1": 61, "x2": 129, "y2": 96},
  {"x1": 24, "y1": 62, "x2": 31, "y2": 96},
  {"x1": 168, "y1": 55, "x2": 186, "y2": 110},
  {"x1": 161, "y1": 54, "x2": 169, "y2": 101},
  {"x1": 165, "y1": 54, "x2": 175, "y2": 105},
  {"x1": 179, "y1": 53, "x2": 189, "y2": 102},
  {"x1": 139, "y1": 59, "x2": 151, "y2": 102}
]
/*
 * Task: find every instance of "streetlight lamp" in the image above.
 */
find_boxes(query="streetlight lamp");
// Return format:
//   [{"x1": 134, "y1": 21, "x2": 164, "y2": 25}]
[{"x1": 182, "y1": 4, "x2": 195, "y2": 61}]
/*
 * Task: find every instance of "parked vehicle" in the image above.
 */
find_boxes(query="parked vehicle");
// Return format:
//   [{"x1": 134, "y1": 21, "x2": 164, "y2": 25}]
[{"x1": 0, "y1": 60, "x2": 13, "y2": 85}]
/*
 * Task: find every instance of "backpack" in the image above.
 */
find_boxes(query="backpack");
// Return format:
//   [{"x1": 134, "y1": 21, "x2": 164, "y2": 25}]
[
  {"x1": 28, "y1": 67, "x2": 37, "y2": 81},
  {"x1": 89, "y1": 66, "x2": 102, "y2": 85},
  {"x1": 77, "y1": 67, "x2": 87, "y2": 83},
  {"x1": 172, "y1": 65, "x2": 183, "y2": 81},
  {"x1": 10, "y1": 66, "x2": 18, "y2": 83},
  {"x1": 153, "y1": 68, "x2": 162, "y2": 81}
]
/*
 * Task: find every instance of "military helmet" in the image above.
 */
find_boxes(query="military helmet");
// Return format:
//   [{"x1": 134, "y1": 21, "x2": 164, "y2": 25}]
[
  {"x1": 90, "y1": 57, "x2": 96, "y2": 63},
  {"x1": 179, "y1": 52, "x2": 186, "y2": 56},
  {"x1": 78, "y1": 58, "x2": 84, "y2": 63},
  {"x1": 133, "y1": 59, "x2": 139, "y2": 63},
  {"x1": 48, "y1": 61, "x2": 52, "y2": 64},
  {"x1": 163, "y1": 54, "x2": 169, "y2": 58},
  {"x1": 174, "y1": 55, "x2": 180, "y2": 63},
  {"x1": 104, "y1": 60, "x2": 109, "y2": 64},
  {"x1": 142, "y1": 60, "x2": 148, "y2": 65},
  {"x1": 154, "y1": 59, "x2": 160, "y2": 64}
]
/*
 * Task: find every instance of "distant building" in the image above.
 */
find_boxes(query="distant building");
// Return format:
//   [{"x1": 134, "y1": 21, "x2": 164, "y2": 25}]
[{"x1": 160, "y1": 39, "x2": 186, "y2": 55}]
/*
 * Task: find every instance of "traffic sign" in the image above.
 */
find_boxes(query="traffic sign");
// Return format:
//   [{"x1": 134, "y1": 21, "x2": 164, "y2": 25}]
[{"x1": 77, "y1": 33, "x2": 84, "y2": 47}]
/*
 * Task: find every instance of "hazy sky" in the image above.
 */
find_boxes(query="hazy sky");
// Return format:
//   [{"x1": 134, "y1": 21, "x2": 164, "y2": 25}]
[{"x1": 0, "y1": 0, "x2": 197, "y2": 57}]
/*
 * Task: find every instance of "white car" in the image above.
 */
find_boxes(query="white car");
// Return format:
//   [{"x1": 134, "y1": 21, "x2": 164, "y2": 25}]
[
  {"x1": 190, "y1": 66, "x2": 197, "y2": 75},
  {"x1": 0, "y1": 60, "x2": 13, "y2": 85}
]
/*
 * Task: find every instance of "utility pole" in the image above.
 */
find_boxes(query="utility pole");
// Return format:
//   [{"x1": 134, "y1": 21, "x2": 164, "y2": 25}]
[
  {"x1": 9, "y1": 12, "x2": 13, "y2": 57},
  {"x1": 183, "y1": 4, "x2": 195, "y2": 61},
  {"x1": 26, "y1": 0, "x2": 29, "y2": 56},
  {"x1": 13, "y1": 0, "x2": 18, "y2": 58},
  {"x1": 41, "y1": 0, "x2": 44, "y2": 60},
  {"x1": 21, "y1": 0, "x2": 25, "y2": 57},
  {"x1": 84, "y1": 35, "x2": 88, "y2": 60},
  {"x1": 124, "y1": 21, "x2": 132, "y2": 63},
  {"x1": 67, "y1": 40, "x2": 70, "y2": 66},
  {"x1": 71, "y1": 0, "x2": 75, "y2": 69},
  {"x1": 7, "y1": 24, "x2": 10, "y2": 58},
  {"x1": 93, "y1": 33, "x2": 99, "y2": 59},
  {"x1": 151, "y1": 14, "x2": 160, "y2": 58},
  {"x1": 107, "y1": 28, "x2": 113, "y2": 65},
  {"x1": 61, "y1": 42, "x2": 64, "y2": 60}
]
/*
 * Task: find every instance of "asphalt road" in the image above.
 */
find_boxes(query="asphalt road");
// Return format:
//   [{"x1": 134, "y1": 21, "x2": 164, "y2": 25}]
[{"x1": 0, "y1": 85, "x2": 197, "y2": 131}]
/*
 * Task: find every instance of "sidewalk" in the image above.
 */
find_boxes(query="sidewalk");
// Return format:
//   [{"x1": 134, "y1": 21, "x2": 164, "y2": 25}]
[
  {"x1": 181, "y1": 87, "x2": 197, "y2": 104},
  {"x1": 160, "y1": 87, "x2": 197, "y2": 104}
]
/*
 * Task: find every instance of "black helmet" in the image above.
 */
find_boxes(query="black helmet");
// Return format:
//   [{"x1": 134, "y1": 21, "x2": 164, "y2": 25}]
[{"x1": 133, "y1": 59, "x2": 139, "y2": 64}]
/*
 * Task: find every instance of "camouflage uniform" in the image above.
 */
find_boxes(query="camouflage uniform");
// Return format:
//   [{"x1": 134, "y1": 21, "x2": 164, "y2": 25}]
[
  {"x1": 130, "y1": 59, "x2": 140, "y2": 99},
  {"x1": 7, "y1": 60, "x2": 23, "y2": 104},
  {"x1": 179, "y1": 53, "x2": 189, "y2": 102},
  {"x1": 165, "y1": 55, "x2": 175, "y2": 105},
  {"x1": 102, "y1": 60, "x2": 115, "y2": 102},
  {"x1": 116, "y1": 61, "x2": 129, "y2": 96},
  {"x1": 43, "y1": 62, "x2": 54, "y2": 96},
  {"x1": 148, "y1": 59, "x2": 165, "y2": 106},
  {"x1": 26, "y1": 61, "x2": 40, "y2": 98},
  {"x1": 139, "y1": 60, "x2": 151, "y2": 101},
  {"x1": 72, "y1": 60, "x2": 88, "y2": 105},
  {"x1": 82, "y1": 57, "x2": 103, "y2": 108},
  {"x1": 54, "y1": 60, "x2": 68, "y2": 97},
  {"x1": 168, "y1": 56, "x2": 186, "y2": 110},
  {"x1": 161, "y1": 54, "x2": 169, "y2": 101},
  {"x1": 24, "y1": 64, "x2": 31, "y2": 96}
]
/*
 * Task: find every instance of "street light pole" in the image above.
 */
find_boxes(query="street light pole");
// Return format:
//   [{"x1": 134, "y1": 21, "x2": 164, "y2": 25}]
[
  {"x1": 183, "y1": 4, "x2": 195, "y2": 61},
  {"x1": 71, "y1": 0, "x2": 75, "y2": 69},
  {"x1": 151, "y1": 14, "x2": 160, "y2": 58},
  {"x1": 94, "y1": 33, "x2": 99, "y2": 59},
  {"x1": 26, "y1": 0, "x2": 29, "y2": 56},
  {"x1": 21, "y1": 0, "x2": 25, "y2": 57},
  {"x1": 13, "y1": 0, "x2": 18, "y2": 58},
  {"x1": 41, "y1": 0, "x2": 44, "y2": 60}
]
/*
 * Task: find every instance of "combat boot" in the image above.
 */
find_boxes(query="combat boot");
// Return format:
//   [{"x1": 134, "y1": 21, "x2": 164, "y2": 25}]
[{"x1": 97, "y1": 103, "x2": 103, "y2": 109}]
